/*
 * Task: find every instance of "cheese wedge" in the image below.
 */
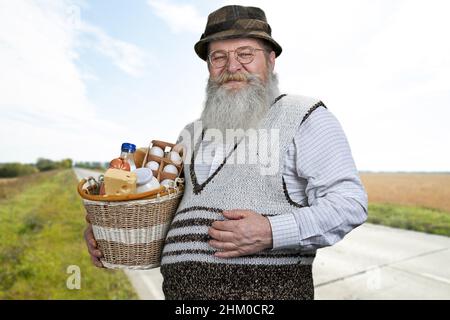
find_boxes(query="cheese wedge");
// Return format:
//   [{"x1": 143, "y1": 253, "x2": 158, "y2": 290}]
[{"x1": 104, "y1": 168, "x2": 137, "y2": 196}]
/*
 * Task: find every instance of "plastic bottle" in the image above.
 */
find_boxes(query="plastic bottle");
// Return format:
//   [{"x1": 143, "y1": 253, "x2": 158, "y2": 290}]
[{"x1": 120, "y1": 142, "x2": 137, "y2": 171}]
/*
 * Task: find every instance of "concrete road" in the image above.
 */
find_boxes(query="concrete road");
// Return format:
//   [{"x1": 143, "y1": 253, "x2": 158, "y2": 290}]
[
  {"x1": 74, "y1": 168, "x2": 450, "y2": 300},
  {"x1": 314, "y1": 223, "x2": 450, "y2": 299}
]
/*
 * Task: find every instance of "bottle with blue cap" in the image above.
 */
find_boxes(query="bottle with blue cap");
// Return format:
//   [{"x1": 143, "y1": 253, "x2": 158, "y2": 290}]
[{"x1": 120, "y1": 142, "x2": 137, "y2": 171}]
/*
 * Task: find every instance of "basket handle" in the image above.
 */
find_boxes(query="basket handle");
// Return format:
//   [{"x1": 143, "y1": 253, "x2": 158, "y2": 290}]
[{"x1": 77, "y1": 178, "x2": 176, "y2": 202}]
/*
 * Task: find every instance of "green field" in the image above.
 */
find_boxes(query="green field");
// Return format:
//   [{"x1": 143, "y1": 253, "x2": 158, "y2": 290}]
[
  {"x1": 0, "y1": 170, "x2": 138, "y2": 299},
  {"x1": 368, "y1": 203, "x2": 450, "y2": 237}
]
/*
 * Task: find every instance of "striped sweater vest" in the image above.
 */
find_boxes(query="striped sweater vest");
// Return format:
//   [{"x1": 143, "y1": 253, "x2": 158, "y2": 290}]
[{"x1": 160, "y1": 94, "x2": 325, "y2": 300}]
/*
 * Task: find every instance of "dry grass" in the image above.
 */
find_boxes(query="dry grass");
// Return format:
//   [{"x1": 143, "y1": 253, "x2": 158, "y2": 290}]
[
  {"x1": 360, "y1": 173, "x2": 450, "y2": 213},
  {"x1": 0, "y1": 171, "x2": 55, "y2": 200},
  {"x1": 0, "y1": 178, "x2": 17, "y2": 185}
]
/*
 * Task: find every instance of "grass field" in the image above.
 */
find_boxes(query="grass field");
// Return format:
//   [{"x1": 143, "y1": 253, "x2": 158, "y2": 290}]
[
  {"x1": 0, "y1": 170, "x2": 138, "y2": 299},
  {"x1": 368, "y1": 203, "x2": 450, "y2": 236},
  {"x1": 361, "y1": 173, "x2": 450, "y2": 237},
  {"x1": 361, "y1": 173, "x2": 450, "y2": 212}
]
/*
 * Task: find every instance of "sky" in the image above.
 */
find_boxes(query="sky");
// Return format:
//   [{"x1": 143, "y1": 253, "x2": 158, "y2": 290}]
[{"x1": 0, "y1": 0, "x2": 449, "y2": 172}]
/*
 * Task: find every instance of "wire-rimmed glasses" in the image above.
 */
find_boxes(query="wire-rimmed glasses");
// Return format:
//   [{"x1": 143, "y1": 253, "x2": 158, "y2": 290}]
[{"x1": 208, "y1": 46, "x2": 265, "y2": 68}]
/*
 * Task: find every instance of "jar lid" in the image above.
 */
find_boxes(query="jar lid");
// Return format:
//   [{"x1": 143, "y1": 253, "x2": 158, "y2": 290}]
[
  {"x1": 121, "y1": 142, "x2": 136, "y2": 153},
  {"x1": 134, "y1": 168, "x2": 153, "y2": 185}
]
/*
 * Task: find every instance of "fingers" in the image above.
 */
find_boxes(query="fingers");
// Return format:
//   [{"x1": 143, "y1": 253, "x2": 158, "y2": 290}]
[
  {"x1": 208, "y1": 227, "x2": 234, "y2": 242},
  {"x1": 84, "y1": 224, "x2": 97, "y2": 247},
  {"x1": 223, "y1": 210, "x2": 249, "y2": 220},
  {"x1": 211, "y1": 220, "x2": 236, "y2": 231},
  {"x1": 88, "y1": 245, "x2": 103, "y2": 259},
  {"x1": 91, "y1": 255, "x2": 104, "y2": 268},
  {"x1": 208, "y1": 237, "x2": 243, "y2": 259},
  {"x1": 84, "y1": 225, "x2": 102, "y2": 259},
  {"x1": 85, "y1": 214, "x2": 91, "y2": 224},
  {"x1": 84, "y1": 224, "x2": 104, "y2": 268},
  {"x1": 213, "y1": 209, "x2": 252, "y2": 230},
  {"x1": 209, "y1": 239, "x2": 237, "y2": 251}
]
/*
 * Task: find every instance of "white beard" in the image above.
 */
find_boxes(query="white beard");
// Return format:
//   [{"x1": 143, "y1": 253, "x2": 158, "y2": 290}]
[{"x1": 200, "y1": 71, "x2": 280, "y2": 134}]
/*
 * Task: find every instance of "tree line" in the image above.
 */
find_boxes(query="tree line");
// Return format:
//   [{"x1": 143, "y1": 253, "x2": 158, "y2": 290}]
[
  {"x1": 0, "y1": 157, "x2": 113, "y2": 178},
  {"x1": 74, "y1": 161, "x2": 108, "y2": 170},
  {"x1": 0, "y1": 159, "x2": 111, "y2": 178},
  {"x1": 0, "y1": 158, "x2": 73, "y2": 178}
]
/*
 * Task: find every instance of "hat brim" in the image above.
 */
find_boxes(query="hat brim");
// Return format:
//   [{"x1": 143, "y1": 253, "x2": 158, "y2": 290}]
[{"x1": 194, "y1": 29, "x2": 282, "y2": 61}]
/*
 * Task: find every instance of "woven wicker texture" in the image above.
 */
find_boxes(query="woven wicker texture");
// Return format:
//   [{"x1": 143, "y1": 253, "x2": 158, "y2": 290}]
[
  {"x1": 85, "y1": 196, "x2": 178, "y2": 229},
  {"x1": 83, "y1": 192, "x2": 183, "y2": 269}
]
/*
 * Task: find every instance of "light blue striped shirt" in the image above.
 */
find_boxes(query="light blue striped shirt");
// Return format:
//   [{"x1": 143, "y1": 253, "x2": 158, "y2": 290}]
[{"x1": 194, "y1": 107, "x2": 368, "y2": 251}]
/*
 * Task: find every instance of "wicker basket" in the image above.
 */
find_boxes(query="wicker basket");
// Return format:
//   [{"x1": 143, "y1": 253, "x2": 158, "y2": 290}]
[{"x1": 77, "y1": 140, "x2": 184, "y2": 270}]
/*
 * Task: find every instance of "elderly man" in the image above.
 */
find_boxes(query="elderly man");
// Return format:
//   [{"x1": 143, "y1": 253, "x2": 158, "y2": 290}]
[{"x1": 85, "y1": 5, "x2": 368, "y2": 300}]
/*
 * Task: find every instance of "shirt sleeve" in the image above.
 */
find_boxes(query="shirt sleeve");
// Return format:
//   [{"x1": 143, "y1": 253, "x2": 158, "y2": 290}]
[{"x1": 267, "y1": 107, "x2": 368, "y2": 251}]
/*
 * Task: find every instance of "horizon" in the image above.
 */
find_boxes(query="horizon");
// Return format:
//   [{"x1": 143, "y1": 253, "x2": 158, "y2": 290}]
[{"x1": 2, "y1": 159, "x2": 450, "y2": 175}]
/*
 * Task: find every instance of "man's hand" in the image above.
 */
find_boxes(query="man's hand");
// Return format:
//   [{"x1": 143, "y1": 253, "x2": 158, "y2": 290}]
[
  {"x1": 84, "y1": 215, "x2": 104, "y2": 268},
  {"x1": 208, "y1": 209, "x2": 273, "y2": 258}
]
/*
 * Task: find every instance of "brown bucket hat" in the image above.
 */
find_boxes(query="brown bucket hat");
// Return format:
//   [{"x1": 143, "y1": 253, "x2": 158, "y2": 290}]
[{"x1": 194, "y1": 5, "x2": 282, "y2": 61}]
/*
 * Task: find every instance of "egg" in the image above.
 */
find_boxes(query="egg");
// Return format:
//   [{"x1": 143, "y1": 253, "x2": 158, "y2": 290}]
[
  {"x1": 149, "y1": 146, "x2": 164, "y2": 157},
  {"x1": 167, "y1": 151, "x2": 182, "y2": 165},
  {"x1": 163, "y1": 164, "x2": 178, "y2": 175},
  {"x1": 161, "y1": 179, "x2": 174, "y2": 188},
  {"x1": 145, "y1": 160, "x2": 160, "y2": 171}
]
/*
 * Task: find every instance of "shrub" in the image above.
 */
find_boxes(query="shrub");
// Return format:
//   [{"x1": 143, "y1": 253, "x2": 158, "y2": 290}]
[{"x1": 0, "y1": 163, "x2": 38, "y2": 178}]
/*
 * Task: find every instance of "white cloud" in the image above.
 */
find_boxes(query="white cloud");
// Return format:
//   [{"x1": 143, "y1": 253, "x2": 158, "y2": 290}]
[
  {"x1": 147, "y1": 0, "x2": 205, "y2": 34},
  {"x1": 0, "y1": 0, "x2": 146, "y2": 163},
  {"x1": 0, "y1": 0, "x2": 95, "y2": 119},
  {"x1": 78, "y1": 23, "x2": 149, "y2": 77}
]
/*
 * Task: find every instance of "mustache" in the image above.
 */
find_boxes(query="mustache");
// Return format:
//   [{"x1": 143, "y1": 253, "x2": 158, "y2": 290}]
[{"x1": 213, "y1": 72, "x2": 251, "y2": 85}]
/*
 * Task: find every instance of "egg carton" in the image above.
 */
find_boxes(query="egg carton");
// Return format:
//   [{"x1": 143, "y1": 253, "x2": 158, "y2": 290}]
[{"x1": 141, "y1": 140, "x2": 184, "y2": 183}]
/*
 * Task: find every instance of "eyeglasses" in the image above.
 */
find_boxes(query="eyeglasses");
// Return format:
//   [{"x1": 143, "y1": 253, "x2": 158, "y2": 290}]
[{"x1": 208, "y1": 46, "x2": 265, "y2": 68}]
